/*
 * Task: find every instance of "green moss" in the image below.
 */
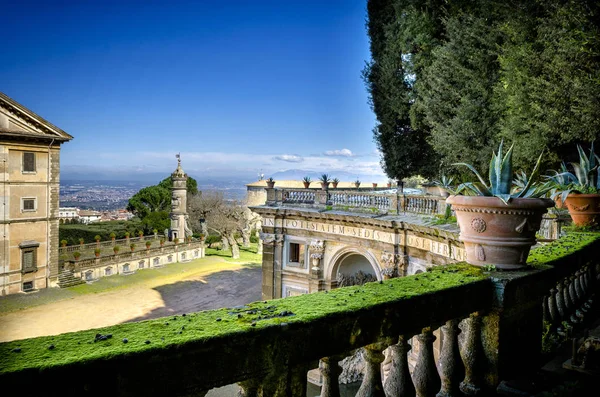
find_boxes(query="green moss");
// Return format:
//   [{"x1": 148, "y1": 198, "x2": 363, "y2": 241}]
[
  {"x1": 0, "y1": 264, "x2": 483, "y2": 375},
  {"x1": 527, "y1": 232, "x2": 600, "y2": 268}
]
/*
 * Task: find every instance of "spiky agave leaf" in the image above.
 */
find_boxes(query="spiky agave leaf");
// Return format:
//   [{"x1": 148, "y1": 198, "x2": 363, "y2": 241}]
[
  {"x1": 517, "y1": 149, "x2": 544, "y2": 198},
  {"x1": 454, "y1": 163, "x2": 489, "y2": 189},
  {"x1": 457, "y1": 182, "x2": 492, "y2": 197},
  {"x1": 497, "y1": 143, "x2": 514, "y2": 195}
]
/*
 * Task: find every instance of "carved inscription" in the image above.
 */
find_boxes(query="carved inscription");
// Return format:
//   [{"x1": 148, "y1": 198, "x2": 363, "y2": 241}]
[{"x1": 281, "y1": 219, "x2": 395, "y2": 244}]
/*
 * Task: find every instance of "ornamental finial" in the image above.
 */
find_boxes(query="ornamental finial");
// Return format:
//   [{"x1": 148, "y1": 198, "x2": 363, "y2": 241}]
[{"x1": 176, "y1": 153, "x2": 181, "y2": 165}]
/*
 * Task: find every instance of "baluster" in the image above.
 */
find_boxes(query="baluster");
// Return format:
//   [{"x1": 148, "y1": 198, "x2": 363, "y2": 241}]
[
  {"x1": 384, "y1": 335, "x2": 416, "y2": 397},
  {"x1": 356, "y1": 343, "x2": 386, "y2": 397},
  {"x1": 542, "y1": 295, "x2": 551, "y2": 324},
  {"x1": 562, "y1": 279, "x2": 578, "y2": 324},
  {"x1": 259, "y1": 364, "x2": 307, "y2": 397},
  {"x1": 460, "y1": 314, "x2": 482, "y2": 395},
  {"x1": 413, "y1": 328, "x2": 441, "y2": 397},
  {"x1": 574, "y1": 271, "x2": 584, "y2": 304},
  {"x1": 319, "y1": 356, "x2": 342, "y2": 397},
  {"x1": 437, "y1": 320, "x2": 464, "y2": 397},
  {"x1": 555, "y1": 283, "x2": 567, "y2": 324}
]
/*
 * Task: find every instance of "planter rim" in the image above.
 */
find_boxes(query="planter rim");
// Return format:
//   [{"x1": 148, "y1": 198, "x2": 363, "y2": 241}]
[
  {"x1": 446, "y1": 195, "x2": 554, "y2": 209},
  {"x1": 564, "y1": 193, "x2": 600, "y2": 198}
]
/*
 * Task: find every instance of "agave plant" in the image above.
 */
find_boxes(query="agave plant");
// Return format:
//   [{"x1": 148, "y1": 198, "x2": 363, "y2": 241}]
[
  {"x1": 303, "y1": 176, "x2": 312, "y2": 183},
  {"x1": 548, "y1": 143, "x2": 600, "y2": 202},
  {"x1": 319, "y1": 174, "x2": 331, "y2": 183},
  {"x1": 454, "y1": 141, "x2": 546, "y2": 204},
  {"x1": 433, "y1": 175, "x2": 458, "y2": 194}
]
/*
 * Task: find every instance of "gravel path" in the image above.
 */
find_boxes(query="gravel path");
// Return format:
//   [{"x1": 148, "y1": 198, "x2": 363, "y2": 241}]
[{"x1": 0, "y1": 264, "x2": 262, "y2": 342}]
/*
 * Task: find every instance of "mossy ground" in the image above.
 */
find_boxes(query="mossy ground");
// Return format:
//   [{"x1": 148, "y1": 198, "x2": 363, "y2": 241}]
[
  {"x1": 0, "y1": 263, "x2": 483, "y2": 375},
  {"x1": 527, "y1": 232, "x2": 600, "y2": 268}
]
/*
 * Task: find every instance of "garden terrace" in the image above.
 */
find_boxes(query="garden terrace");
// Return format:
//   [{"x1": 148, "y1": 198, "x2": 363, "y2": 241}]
[{"x1": 1, "y1": 232, "x2": 598, "y2": 396}]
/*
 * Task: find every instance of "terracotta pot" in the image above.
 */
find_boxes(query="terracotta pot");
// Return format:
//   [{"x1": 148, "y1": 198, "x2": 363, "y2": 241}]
[
  {"x1": 320, "y1": 182, "x2": 329, "y2": 190},
  {"x1": 332, "y1": 182, "x2": 338, "y2": 189},
  {"x1": 266, "y1": 181, "x2": 275, "y2": 188},
  {"x1": 303, "y1": 182, "x2": 310, "y2": 188},
  {"x1": 373, "y1": 183, "x2": 378, "y2": 188},
  {"x1": 446, "y1": 195, "x2": 554, "y2": 269},
  {"x1": 564, "y1": 194, "x2": 600, "y2": 226},
  {"x1": 387, "y1": 183, "x2": 392, "y2": 188},
  {"x1": 437, "y1": 187, "x2": 450, "y2": 198}
]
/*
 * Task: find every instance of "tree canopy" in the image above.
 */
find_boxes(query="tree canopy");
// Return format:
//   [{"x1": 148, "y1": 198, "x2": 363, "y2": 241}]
[{"x1": 365, "y1": 0, "x2": 600, "y2": 178}]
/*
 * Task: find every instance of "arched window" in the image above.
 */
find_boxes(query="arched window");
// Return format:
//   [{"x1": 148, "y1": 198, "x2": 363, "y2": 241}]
[
  {"x1": 85, "y1": 270, "x2": 94, "y2": 281},
  {"x1": 153, "y1": 257, "x2": 160, "y2": 266},
  {"x1": 105, "y1": 267, "x2": 113, "y2": 276},
  {"x1": 168, "y1": 255, "x2": 173, "y2": 263},
  {"x1": 138, "y1": 261, "x2": 144, "y2": 269},
  {"x1": 123, "y1": 263, "x2": 130, "y2": 273}
]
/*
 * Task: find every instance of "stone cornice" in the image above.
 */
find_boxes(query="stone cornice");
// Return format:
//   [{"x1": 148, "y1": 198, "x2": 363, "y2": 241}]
[
  {"x1": 0, "y1": 92, "x2": 73, "y2": 141},
  {"x1": 249, "y1": 205, "x2": 461, "y2": 242}
]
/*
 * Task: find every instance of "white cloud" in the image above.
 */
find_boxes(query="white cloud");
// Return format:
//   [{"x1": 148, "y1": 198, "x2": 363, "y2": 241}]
[
  {"x1": 323, "y1": 148, "x2": 354, "y2": 157},
  {"x1": 273, "y1": 154, "x2": 304, "y2": 163}
]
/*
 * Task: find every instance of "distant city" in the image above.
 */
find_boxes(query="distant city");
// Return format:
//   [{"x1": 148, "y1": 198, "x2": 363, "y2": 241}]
[{"x1": 60, "y1": 179, "x2": 249, "y2": 211}]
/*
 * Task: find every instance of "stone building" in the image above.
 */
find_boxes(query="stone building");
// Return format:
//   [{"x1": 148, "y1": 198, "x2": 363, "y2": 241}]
[{"x1": 0, "y1": 92, "x2": 73, "y2": 295}]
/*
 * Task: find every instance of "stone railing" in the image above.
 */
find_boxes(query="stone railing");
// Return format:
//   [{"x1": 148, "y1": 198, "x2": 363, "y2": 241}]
[
  {"x1": 2, "y1": 233, "x2": 598, "y2": 397},
  {"x1": 59, "y1": 234, "x2": 165, "y2": 254},
  {"x1": 267, "y1": 187, "x2": 447, "y2": 215},
  {"x1": 538, "y1": 213, "x2": 571, "y2": 240},
  {"x1": 60, "y1": 242, "x2": 203, "y2": 273}
]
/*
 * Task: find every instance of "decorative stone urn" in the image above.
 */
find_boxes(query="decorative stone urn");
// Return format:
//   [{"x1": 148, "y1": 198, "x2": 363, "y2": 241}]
[
  {"x1": 446, "y1": 196, "x2": 553, "y2": 269},
  {"x1": 564, "y1": 194, "x2": 600, "y2": 226}
]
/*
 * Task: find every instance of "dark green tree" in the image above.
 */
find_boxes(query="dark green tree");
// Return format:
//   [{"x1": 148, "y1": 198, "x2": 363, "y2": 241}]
[
  {"x1": 126, "y1": 185, "x2": 170, "y2": 219},
  {"x1": 363, "y1": 0, "x2": 439, "y2": 181},
  {"x1": 496, "y1": 0, "x2": 600, "y2": 168},
  {"x1": 141, "y1": 211, "x2": 170, "y2": 234}
]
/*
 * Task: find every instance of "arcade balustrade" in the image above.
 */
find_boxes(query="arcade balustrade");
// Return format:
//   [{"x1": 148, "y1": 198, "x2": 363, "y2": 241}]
[
  {"x1": 266, "y1": 187, "x2": 447, "y2": 215},
  {"x1": 2, "y1": 233, "x2": 598, "y2": 397}
]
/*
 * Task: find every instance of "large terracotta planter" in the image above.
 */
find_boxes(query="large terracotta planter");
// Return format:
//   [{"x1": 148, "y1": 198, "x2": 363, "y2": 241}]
[
  {"x1": 564, "y1": 194, "x2": 600, "y2": 226},
  {"x1": 446, "y1": 196, "x2": 554, "y2": 269}
]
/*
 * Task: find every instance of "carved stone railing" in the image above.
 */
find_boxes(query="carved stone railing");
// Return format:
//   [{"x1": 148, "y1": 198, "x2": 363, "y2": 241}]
[
  {"x1": 268, "y1": 187, "x2": 447, "y2": 215},
  {"x1": 59, "y1": 234, "x2": 165, "y2": 255},
  {"x1": 2, "y1": 233, "x2": 598, "y2": 397},
  {"x1": 281, "y1": 189, "x2": 316, "y2": 204},
  {"x1": 60, "y1": 242, "x2": 204, "y2": 273}
]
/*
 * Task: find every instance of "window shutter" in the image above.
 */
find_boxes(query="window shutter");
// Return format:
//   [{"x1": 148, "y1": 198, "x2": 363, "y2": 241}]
[
  {"x1": 23, "y1": 251, "x2": 34, "y2": 270},
  {"x1": 23, "y1": 152, "x2": 36, "y2": 172}
]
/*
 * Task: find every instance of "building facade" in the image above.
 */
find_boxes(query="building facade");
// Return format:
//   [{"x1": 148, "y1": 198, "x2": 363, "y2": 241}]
[{"x1": 0, "y1": 92, "x2": 73, "y2": 295}]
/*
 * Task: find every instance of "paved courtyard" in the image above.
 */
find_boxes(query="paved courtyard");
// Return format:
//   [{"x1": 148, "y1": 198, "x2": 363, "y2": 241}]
[{"x1": 0, "y1": 256, "x2": 262, "y2": 343}]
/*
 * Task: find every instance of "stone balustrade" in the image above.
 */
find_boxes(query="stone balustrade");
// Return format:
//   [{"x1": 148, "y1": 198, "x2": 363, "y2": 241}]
[
  {"x1": 1, "y1": 233, "x2": 598, "y2": 397},
  {"x1": 268, "y1": 187, "x2": 447, "y2": 215},
  {"x1": 59, "y1": 234, "x2": 164, "y2": 254}
]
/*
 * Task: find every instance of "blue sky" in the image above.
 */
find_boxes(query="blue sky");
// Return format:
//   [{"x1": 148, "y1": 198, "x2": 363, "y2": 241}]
[{"x1": 1, "y1": 0, "x2": 384, "y2": 181}]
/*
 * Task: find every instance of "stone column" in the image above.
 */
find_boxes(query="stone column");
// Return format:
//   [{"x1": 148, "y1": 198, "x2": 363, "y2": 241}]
[
  {"x1": 259, "y1": 232, "x2": 275, "y2": 300},
  {"x1": 273, "y1": 234, "x2": 284, "y2": 299},
  {"x1": 309, "y1": 240, "x2": 325, "y2": 293}
]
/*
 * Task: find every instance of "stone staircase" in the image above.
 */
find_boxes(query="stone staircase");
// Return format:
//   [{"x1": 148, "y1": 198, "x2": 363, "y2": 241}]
[{"x1": 57, "y1": 270, "x2": 85, "y2": 288}]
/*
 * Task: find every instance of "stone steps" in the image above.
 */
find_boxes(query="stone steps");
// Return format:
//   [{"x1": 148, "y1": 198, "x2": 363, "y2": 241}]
[{"x1": 57, "y1": 270, "x2": 86, "y2": 288}]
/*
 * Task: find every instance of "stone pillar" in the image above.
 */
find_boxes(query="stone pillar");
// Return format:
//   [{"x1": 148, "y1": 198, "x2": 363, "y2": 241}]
[
  {"x1": 259, "y1": 232, "x2": 275, "y2": 300},
  {"x1": 169, "y1": 155, "x2": 188, "y2": 242},
  {"x1": 309, "y1": 240, "x2": 325, "y2": 293},
  {"x1": 273, "y1": 235, "x2": 284, "y2": 299}
]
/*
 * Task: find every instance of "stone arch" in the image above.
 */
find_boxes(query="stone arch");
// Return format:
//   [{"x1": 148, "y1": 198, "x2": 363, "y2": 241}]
[{"x1": 327, "y1": 247, "x2": 382, "y2": 283}]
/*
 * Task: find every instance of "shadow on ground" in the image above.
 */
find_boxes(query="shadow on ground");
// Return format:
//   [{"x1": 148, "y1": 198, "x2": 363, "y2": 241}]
[{"x1": 125, "y1": 266, "x2": 262, "y2": 323}]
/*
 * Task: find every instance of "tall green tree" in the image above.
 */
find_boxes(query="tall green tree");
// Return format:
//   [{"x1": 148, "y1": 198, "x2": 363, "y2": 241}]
[
  {"x1": 363, "y1": 0, "x2": 439, "y2": 182},
  {"x1": 126, "y1": 185, "x2": 170, "y2": 219},
  {"x1": 365, "y1": 0, "x2": 600, "y2": 177},
  {"x1": 496, "y1": 0, "x2": 600, "y2": 168}
]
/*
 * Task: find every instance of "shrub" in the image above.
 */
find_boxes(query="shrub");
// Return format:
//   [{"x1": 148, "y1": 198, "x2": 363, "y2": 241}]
[
  {"x1": 109, "y1": 232, "x2": 116, "y2": 239},
  {"x1": 94, "y1": 235, "x2": 101, "y2": 242},
  {"x1": 60, "y1": 239, "x2": 67, "y2": 247},
  {"x1": 73, "y1": 251, "x2": 81, "y2": 259},
  {"x1": 113, "y1": 246, "x2": 120, "y2": 254}
]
